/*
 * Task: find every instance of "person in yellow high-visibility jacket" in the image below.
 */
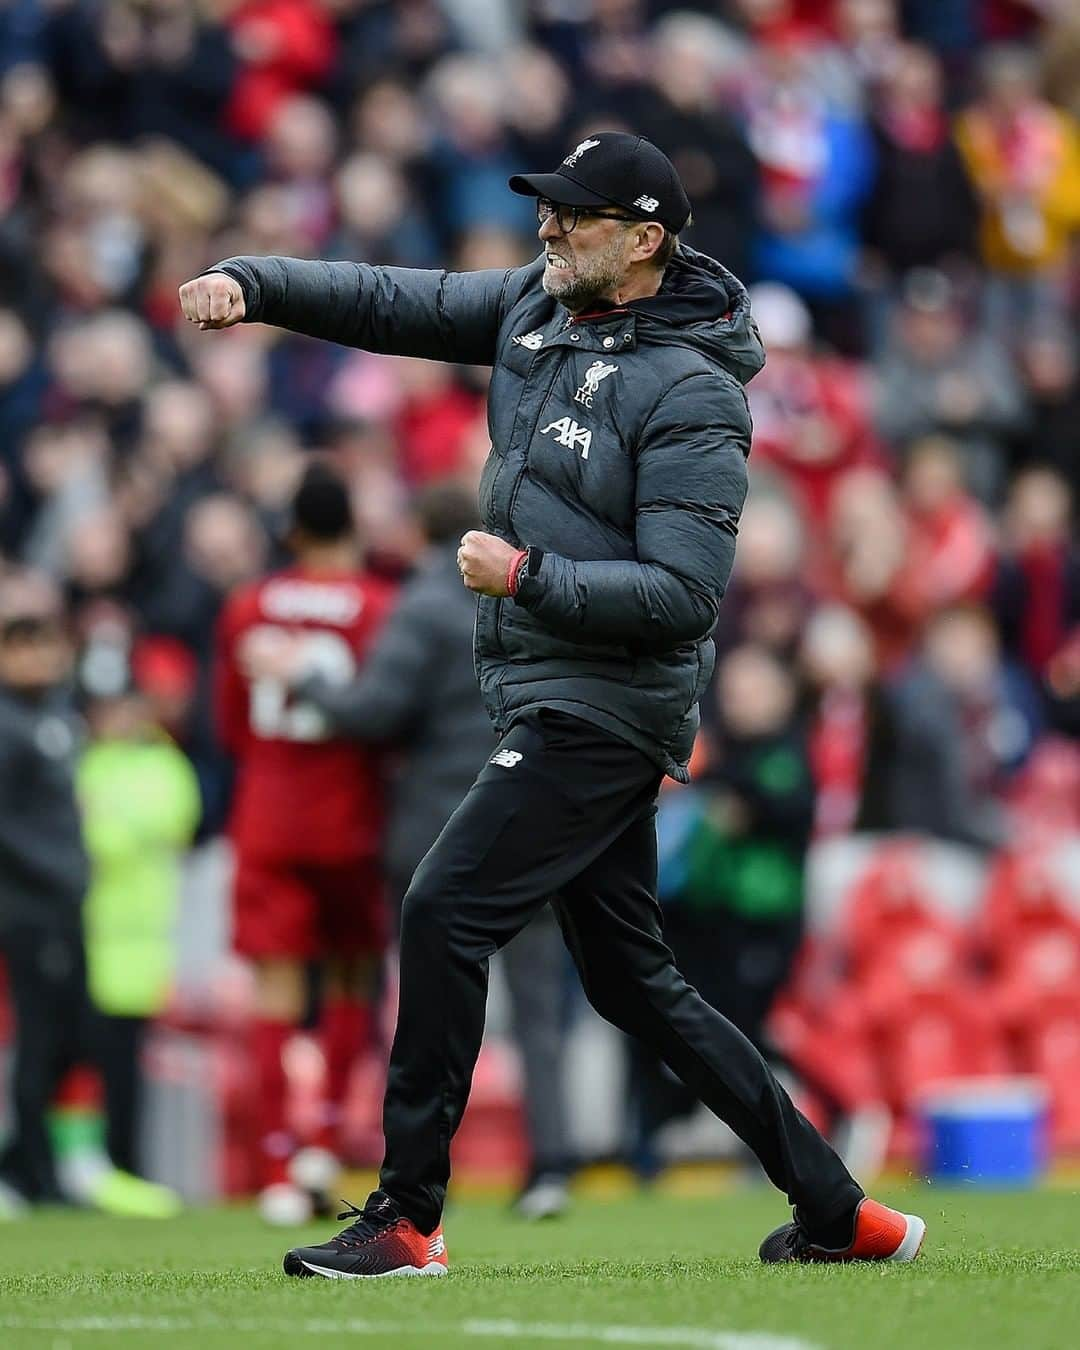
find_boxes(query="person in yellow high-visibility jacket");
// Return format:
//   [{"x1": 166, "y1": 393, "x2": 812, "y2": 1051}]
[{"x1": 78, "y1": 688, "x2": 201, "y2": 1179}]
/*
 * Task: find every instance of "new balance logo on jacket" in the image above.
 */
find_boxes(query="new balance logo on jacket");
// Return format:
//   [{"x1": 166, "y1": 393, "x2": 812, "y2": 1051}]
[
  {"x1": 540, "y1": 416, "x2": 592, "y2": 459},
  {"x1": 490, "y1": 749, "x2": 523, "y2": 768}
]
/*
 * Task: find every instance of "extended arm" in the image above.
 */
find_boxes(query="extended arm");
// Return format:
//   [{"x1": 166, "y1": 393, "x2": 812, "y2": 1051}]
[
  {"x1": 207, "y1": 255, "x2": 532, "y2": 366},
  {"x1": 514, "y1": 374, "x2": 750, "y2": 650}
]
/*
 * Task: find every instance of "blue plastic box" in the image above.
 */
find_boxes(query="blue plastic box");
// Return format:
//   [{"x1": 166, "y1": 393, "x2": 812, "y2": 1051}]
[{"x1": 918, "y1": 1077, "x2": 1048, "y2": 1187}]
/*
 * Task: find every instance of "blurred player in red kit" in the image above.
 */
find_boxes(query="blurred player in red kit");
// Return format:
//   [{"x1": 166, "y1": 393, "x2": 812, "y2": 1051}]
[{"x1": 215, "y1": 463, "x2": 395, "y2": 1223}]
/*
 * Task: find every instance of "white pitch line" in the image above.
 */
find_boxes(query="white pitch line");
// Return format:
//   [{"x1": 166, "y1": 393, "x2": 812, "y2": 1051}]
[
  {"x1": 0, "y1": 1314, "x2": 821, "y2": 1350},
  {"x1": 465, "y1": 1320, "x2": 820, "y2": 1350}
]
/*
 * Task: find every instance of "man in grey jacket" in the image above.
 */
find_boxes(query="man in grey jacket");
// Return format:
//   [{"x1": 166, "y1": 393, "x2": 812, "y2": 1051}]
[{"x1": 181, "y1": 132, "x2": 924, "y2": 1270}]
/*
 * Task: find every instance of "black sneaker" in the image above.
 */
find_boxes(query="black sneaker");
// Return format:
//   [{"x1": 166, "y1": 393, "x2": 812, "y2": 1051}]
[
  {"x1": 759, "y1": 1197, "x2": 926, "y2": 1263},
  {"x1": 282, "y1": 1190, "x2": 448, "y2": 1279}
]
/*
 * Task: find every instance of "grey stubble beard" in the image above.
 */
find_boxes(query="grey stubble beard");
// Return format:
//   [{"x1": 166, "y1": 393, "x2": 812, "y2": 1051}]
[{"x1": 541, "y1": 233, "x2": 628, "y2": 313}]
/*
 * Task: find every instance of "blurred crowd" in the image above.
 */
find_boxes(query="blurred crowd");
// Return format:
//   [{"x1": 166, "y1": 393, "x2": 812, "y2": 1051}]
[
  {"x1": 0, "y1": 0, "x2": 1079, "y2": 1187},
  {"x1": 1, "y1": 0, "x2": 1077, "y2": 834}
]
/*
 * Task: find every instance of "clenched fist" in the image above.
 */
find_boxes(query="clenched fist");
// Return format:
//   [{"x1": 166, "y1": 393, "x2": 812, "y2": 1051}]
[
  {"x1": 456, "y1": 531, "x2": 520, "y2": 597},
  {"x1": 178, "y1": 272, "x2": 246, "y2": 330}
]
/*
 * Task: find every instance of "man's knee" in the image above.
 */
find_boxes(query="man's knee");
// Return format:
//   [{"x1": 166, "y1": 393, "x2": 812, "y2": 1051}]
[
  {"x1": 400, "y1": 867, "x2": 453, "y2": 940},
  {"x1": 583, "y1": 960, "x2": 684, "y2": 1033},
  {"x1": 582, "y1": 975, "x2": 641, "y2": 1033},
  {"x1": 252, "y1": 959, "x2": 305, "y2": 1021}
]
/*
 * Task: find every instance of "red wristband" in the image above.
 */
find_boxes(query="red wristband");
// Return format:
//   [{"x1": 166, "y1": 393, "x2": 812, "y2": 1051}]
[{"x1": 506, "y1": 548, "x2": 529, "y2": 597}]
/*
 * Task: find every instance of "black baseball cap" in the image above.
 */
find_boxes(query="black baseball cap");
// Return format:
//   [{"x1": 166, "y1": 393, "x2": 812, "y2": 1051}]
[{"x1": 509, "y1": 131, "x2": 692, "y2": 234}]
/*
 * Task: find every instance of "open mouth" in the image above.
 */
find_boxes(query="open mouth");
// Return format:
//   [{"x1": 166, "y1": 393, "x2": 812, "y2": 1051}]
[{"x1": 545, "y1": 253, "x2": 572, "y2": 270}]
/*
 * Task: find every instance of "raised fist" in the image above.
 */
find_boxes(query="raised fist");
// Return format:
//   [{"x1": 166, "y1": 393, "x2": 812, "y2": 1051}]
[{"x1": 178, "y1": 272, "x2": 246, "y2": 330}]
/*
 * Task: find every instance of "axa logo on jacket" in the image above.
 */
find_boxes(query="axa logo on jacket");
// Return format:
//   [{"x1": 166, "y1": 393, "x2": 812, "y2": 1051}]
[{"x1": 540, "y1": 416, "x2": 592, "y2": 459}]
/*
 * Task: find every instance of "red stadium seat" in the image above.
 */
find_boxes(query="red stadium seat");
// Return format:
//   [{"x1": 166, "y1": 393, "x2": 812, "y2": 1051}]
[
  {"x1": 1017, "y1": 1006, "x2": 1080, "y2": 1152},
  {"x1": 978, "y1": 851, "x2": 1080, "y2": 973},
  {"x1": 844, "y1": 843, "x2": 970, "y2": 987}
]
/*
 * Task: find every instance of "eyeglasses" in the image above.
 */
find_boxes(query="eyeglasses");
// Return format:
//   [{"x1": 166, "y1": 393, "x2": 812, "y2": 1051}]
[
  {"x1": 536, "y1": 198, "x2": 637, "y2": 234},
  {"x1": 0, "y1": 616, "x2": 64, "y2": 645}
]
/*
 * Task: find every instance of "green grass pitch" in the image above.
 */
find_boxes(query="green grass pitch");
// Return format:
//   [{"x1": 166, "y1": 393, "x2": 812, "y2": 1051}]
[{"x1": 1, "y1": 1184, "x2": 1077, "y2": 1350}]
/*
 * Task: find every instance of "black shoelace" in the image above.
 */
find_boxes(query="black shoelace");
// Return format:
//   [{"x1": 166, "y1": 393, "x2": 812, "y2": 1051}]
[
  {"x1": 780, "y1": 1222, "x2": 810, "y2": 1259},
  {"x1": 332, "y1": 1196, "x2": 399, "y2": 1247}
]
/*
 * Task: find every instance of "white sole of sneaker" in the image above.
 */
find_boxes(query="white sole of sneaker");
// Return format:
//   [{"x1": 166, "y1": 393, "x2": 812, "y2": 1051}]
[
  {"x1": 887, "y1": 1214, "x2": 927, "y2": 1262},
  {"x1": 298, "y1": 1260, "x2": 447, "y2": 1279}
]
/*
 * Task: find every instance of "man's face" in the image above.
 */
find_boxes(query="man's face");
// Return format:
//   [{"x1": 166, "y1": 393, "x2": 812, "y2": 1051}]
[
  {"x1": 0, "y1": 616, "x2": 70, "y2": 694},
  {"x1": 538, "y1": 204, "x2": 637, "y2": 312}
]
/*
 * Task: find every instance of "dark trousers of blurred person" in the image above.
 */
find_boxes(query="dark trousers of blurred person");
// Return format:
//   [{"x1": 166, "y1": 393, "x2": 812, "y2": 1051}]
[
  {"x1": 0, "y1": 922, "x2": 90, "y2": 1202},
  {"x1": 0, "y1": 927, "x2": 149, "y2": 1193},
  {"x1": 91, "y1": 1014, "x2": 147, "y2": 1176},
  {"x1": 499, "y1": 910, "x2": 571, "y2": 1187}
]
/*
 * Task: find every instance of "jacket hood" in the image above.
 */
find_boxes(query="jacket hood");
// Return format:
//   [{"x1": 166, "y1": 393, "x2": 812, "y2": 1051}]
[{"x1": 629, "y1": 246, "x2": 765, "y2": 386}]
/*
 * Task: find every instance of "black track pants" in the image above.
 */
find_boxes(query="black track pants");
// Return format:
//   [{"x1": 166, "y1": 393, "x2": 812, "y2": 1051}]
[
  {"x1": 0, "y1": 922, "x2": 88, "y2": 1202},
  {"x1": 379, "y1": 708, "x2": 862, "y2": 1234}
]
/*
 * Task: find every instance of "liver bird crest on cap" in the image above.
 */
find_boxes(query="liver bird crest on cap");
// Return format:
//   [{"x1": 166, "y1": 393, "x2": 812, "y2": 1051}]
[{"x1": 563, "y1": 138, "x2": 600, "y2": 167}]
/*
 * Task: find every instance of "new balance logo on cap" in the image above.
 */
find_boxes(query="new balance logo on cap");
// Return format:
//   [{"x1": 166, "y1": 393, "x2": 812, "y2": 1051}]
[
  {"x1": 563, "y1": 138, "x2": 600, "y2": 167},
  {"x1": 513, "y1": 329, "x2": 544, "y2": 350},
  {"x1": 490, "y1": 749, "x2": 523, "y2": 768},
  {"x1": 633, "y1": 195, "x2": 659, "y2": 213},
  {"x1": 541, "y1": 416, "x2": 592, "y2": 460}
]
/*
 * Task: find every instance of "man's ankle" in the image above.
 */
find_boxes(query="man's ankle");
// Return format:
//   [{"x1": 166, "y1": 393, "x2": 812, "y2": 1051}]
[{"x1": 797, "y1": 1198, "x2": 862, "y2": 1250}]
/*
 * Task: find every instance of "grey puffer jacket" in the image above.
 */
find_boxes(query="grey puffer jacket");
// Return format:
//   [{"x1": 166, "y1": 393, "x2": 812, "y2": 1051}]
[{"x1": 213, "y1": 246, "x2": 764, "y2": 780}]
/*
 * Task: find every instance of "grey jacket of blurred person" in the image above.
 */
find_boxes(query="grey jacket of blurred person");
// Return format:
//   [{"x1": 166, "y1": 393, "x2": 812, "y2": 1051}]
[
  {"x1": 295, "y1": 544, "x2": 495, "y2": 897},
  {"x1": 213, "y1": 247, "x2": 764, "y2": 781},
  {"x1": 0, "y1": 688, "x2": 89, "y2": 932}
]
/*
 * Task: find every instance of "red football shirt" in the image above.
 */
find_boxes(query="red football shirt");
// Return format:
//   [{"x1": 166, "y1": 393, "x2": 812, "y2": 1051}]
[{"x1": 215, "y1": 566, "x2": 396, "y2": 864}]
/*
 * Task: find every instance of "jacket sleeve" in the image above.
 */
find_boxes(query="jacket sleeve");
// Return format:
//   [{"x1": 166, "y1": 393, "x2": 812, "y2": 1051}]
[
  {"x1": 210, "y1": 255, "x2": 523, "y2": 365},
  {"x1": 292, "y1": 580, "x2": 441, "y2": 742},
  {"x1": 514, "y1": 373, "x2": 750, "y2": 650}
]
